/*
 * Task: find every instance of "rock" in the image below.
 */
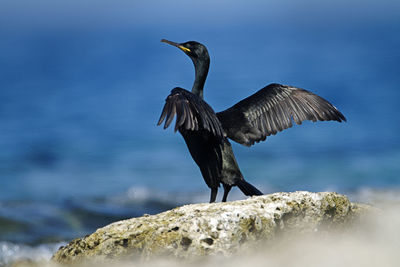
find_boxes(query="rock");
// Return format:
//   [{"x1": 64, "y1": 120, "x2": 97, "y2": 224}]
[{"x1": 52, "y1": 191, "x2": 371, "y2": 264}]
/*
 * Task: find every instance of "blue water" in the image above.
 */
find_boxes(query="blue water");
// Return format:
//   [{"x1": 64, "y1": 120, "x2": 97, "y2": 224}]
[{"x1": 0, "y1": 0, "x2": 400, "y2": 263}]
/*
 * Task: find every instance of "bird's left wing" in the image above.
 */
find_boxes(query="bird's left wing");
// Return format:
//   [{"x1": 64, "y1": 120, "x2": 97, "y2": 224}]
[
  {"x1": 217, "y1": 83, "x2": 346, "y2": 146},
  {"x1": 157, "y1": 87, "x2": 224, "y2": 138}
]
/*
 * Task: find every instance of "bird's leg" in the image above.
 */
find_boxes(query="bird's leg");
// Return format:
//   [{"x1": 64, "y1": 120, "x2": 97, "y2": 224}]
[
  {"x1": 209, "y1": 188, "x2": 218, "y2": 203},
  {"x1": 222, "y1": 184, "x2": 232, "y2": 202}
]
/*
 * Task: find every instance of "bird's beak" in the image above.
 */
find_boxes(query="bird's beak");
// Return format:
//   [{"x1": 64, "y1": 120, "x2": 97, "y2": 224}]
[{"x1": 161, "y1": 39, "x2": 191, "y2": 53}]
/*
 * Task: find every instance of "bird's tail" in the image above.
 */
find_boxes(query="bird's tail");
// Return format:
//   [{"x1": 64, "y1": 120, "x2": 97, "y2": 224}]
[{"x1": 236, "y1": 179, "x2": 263, "y2": 196}]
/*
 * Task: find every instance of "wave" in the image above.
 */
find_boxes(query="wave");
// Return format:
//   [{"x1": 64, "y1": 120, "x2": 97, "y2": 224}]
[{"x1": 0, "y1": 241, "x2": 64, "y2": 266}]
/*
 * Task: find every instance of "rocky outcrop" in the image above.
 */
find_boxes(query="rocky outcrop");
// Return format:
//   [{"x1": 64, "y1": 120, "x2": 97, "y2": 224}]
[{"x1": 52, "y1": 191, "x2": 371, "y2": 264}]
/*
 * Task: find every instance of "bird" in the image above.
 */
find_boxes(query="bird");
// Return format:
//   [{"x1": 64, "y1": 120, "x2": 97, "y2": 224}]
[{"x1": 157, "y1": 39, "x2": 346, "y2": 203}]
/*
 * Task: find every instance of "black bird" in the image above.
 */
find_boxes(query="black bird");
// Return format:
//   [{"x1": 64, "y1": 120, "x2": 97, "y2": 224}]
[{"x1": 158, "y1": 39, "x2": 346, "y2": 203}]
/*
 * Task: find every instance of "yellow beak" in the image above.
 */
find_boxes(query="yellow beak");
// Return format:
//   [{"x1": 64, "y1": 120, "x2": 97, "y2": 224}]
[{"x1": 161, "y1": 39, "x2": 191, "y2": 53}]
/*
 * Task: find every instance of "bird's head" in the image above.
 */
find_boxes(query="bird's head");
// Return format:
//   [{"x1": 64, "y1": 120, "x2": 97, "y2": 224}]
[{"x1": 161, "y1": 39, "x2": 210, "y2": 67}]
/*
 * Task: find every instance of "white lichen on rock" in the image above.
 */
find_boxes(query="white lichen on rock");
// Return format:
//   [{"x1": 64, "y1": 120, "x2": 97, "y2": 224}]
[{"x1": 52, "y1": 191, "x2": 371, "y2": 264}]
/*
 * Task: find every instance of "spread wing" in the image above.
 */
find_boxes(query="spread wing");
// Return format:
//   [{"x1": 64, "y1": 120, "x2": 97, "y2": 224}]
[
  {"x1": 217, "y1": 83, "x2": 346, "y2": 146},
  {"x1": 157, "y1": 87, "x2": 224, "y2": 139}
]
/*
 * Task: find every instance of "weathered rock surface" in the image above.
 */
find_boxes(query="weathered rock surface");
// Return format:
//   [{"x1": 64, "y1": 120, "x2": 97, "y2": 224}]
[{"x1": 52, "y1": 191, "x2": 371, "y2": 264}]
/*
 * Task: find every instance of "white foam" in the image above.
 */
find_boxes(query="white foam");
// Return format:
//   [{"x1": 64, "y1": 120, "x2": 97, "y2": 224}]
[{"x1": 0, "y1": 241, "x2": 64, "y2": 266}]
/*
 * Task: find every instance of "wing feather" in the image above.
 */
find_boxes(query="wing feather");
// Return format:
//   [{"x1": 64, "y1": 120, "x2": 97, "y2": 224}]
[
  {"x1": 164, "y1": 101, "x2": 176, "y2": 129},
  {"x1": 158, "y1": 87, "x2": 224, "y2": 139},
  {"x1": 217, "y1": 83, "x2": 346, "y2": 146}
]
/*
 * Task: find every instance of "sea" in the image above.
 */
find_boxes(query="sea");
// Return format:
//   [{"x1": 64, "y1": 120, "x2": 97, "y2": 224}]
[{"x1": 0, "y1": 0, "x2": 399, "y2": 265}]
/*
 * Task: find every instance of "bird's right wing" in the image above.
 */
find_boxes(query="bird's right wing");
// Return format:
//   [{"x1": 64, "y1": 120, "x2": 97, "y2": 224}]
[
  {"x1": 217, "y1": 83, "x2": 346, "y2": 146},
  {"x1": 157, "y1": 87, "x2": 224, "y2": 139}
]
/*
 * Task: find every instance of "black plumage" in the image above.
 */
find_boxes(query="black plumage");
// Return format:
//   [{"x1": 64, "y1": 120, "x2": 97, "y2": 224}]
[
  {"x1": 158, "y1": 39, "x2": 346, "y2": 203},
  {"x1": 217, "y1": 83, "x2": 346, "y2": 146}
]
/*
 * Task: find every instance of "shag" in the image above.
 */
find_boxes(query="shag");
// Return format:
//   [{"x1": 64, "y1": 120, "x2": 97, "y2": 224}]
[{"x1": 158, "y1": 39, "x2": 346, "y2": 203}]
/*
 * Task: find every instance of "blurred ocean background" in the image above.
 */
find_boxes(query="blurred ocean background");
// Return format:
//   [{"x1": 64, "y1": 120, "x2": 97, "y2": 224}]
[{"x1": 0, "y1": 0, "x2": 399, "y2": 265}]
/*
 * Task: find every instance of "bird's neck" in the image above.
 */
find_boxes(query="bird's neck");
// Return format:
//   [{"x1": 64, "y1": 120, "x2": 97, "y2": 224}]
[{"x1": 191, "y1": 60, "x2": 209, "y2": 99}]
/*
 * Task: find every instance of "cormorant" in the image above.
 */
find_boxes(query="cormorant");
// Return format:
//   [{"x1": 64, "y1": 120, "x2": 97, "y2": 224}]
[{"x1": 158, "y1": 39, "x2": 346, "y2": 203}]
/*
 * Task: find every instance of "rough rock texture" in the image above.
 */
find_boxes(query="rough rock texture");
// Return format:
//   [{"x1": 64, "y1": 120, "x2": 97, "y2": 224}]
[{"x1": 52, "y1": 191, "x2": 370, "y2": 264}]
